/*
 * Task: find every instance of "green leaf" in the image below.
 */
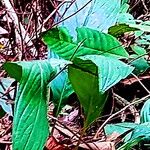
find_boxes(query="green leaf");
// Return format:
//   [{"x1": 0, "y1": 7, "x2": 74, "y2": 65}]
[
  {"x1": 3, "y1": 63, "x2": 22, "y2": 82},
  {"x1": 50, "y1": 71, "x2": 73, "y2": 116},
  {"x1": 118, "y1": 137, "x2": 142, "y2": 150},
  {"x1": 120, "y1": 1, "x2": 129, "y2": 13},
  {"x1": 105, "y1": 122, "x2": 138, "y2": 142},
  {"x1": 3, "y1": 60, "x2": 56, "y2": 150},
  {"x1": 108, "y1": 24, "x2": 138, "y2": 37},
  {"x1": 68, "y1": 55, "x2": 134, "y2": 127},
  {"x1": 134, "y1": 30, "x2": 144, "y2": 38},
  {"x1": 56, "y1": 0, "x2": 121, "y2": 35},
  {"x1": 121, "y1": 0, "x2": 128, "y2": 4},
  {"x1": 131, "y1": 45, "x2": 146, "y2": 56},
  {"x1": 119, "y1": 122, "x2": 150, "y2": 149},
  {"x1": 130, "y1": 45, "x2": 149, "y2": 74},
  {"x1": 140, "y1": 99, "x2": 150, "y2": 123},
  {"x1": 105, "y1": 122, "x2": 137, "y2": 135},
  {"x1": 0, "y1": 78, "x2": 14, "y2": 116},
  {"x1": 129, "y1": 23, "x2": 150, "y2": 32},
  {"x1": 49, "y1": 58, "x2": 74, "y2": 116},
  {"x1": 130, "y1": 122, "x2": 150, "y2": 142},
  {"x1": 42, "y1": 27, "x2": 129, "y2": 60},
  {"x1": 68, "y1": 64, "x2": 108, "y2": 128},
  {"x1": 130, "y1": 56, "x2": 149, "y2": 75},
  {"x1": 117, "y1": 13, "x2": 135, "y2": 24},
  {"x1": 74, "y1": 55, "x2": 134, "y2": 93}
]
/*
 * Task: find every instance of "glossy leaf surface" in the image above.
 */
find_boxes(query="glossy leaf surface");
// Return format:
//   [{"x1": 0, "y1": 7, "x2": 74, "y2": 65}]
[
  {"x1": 68, "y1": 55, "x2": 134, "y2": 127},
  {"x1": 68, "y1": 64, "x2": 108, "y2": 128},
  {"x1": 72, "y1": 55, "x2": 134, "y2": 93},
  {"x1": 3, "y1": 60, "x2": 56, "y2": 150},
  {"x1": 42, "y1": 27, "x2": 129, "y2": 60}
]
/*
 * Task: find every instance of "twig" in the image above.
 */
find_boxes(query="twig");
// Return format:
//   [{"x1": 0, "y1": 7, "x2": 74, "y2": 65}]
[
  {"x1": 51, "y1": 0, "x2": 92, "y2": 28},
  {"x1": 110, "y1": 89, "x2": 115, "y2": 115},
  {"x1": 37, "y1": 1, "x2": 66, "y2": 35},
  {"x1": 141, "y1": 0, "x2": 149, "y2": 14},
  {"x1": 94, "y1": 94, "x2": 150, "y2": 139},
  {"x1": 131, "y1": 73, "x2": 150, "y2": 94},
  {"x1": 26, "y1": 0, "x2": 66, "y2": 43},
  {"x1": 70, "y1": 39, "x2": 86, "y2": 61},
  {"x1": 128, "y1": 51, "x2": 150, "y2": 64},
  {"x1": 2, "y1": 0, "x2": 36, "y2": 58},
  {"x1": 58, "y1": 0, "x2": 76, "y2": 20},
  {"x1": 49, "y1": 38, "x2": 86, "y2": 82},
  {"x1": 0, "y1": 140, "x2": 12, "y2": 144},
  {"x1": 130, "y1": 0, "x2": 141, "y2": 12},
  {"x1": 113, "y1": 93, "x2": 140, "y2": 123}
]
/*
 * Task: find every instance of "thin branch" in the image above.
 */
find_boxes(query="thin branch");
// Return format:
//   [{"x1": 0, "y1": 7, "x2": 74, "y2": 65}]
[
  {"x1": 128, "y1": 51, "x2": 150, "y2": 64},
  {"x1": 2, "y1": 0, "x2": 36, "y2": 58},
  {"x1": 113, "y1": 93, "x2": 140, "y2": 123},
  {"x1": 141, "y1": 0, "x2": 149, "y2": 14},
  {"x1": 131, "y1": 73, "x2": 150, "y2": 94},
  {"x1": 51, "y1": 0, "x2": 92, "y2": 28}
]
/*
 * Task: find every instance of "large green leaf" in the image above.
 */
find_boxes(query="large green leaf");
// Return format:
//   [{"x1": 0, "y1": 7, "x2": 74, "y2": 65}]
[
  {"x1": 3, "y1": 60, "x2": 56, "y2": 150},
  {"x1": 42, "y1": 27, "x2": 129, "y2": 60},
  {"x1": 72, "y1": 55, "x2": 134, "y2": 93},
  {"x1": 77, "y1": 27, "x2": 129, "y2": 58},
  {"x1": 68, "y1": 64, "x2": 108, "y2": 128},
  {"x1": 68, "y1": 55, "x2": 134, "y2": 127},
  {"x1": 55, "y1": 0, "x2": 121, "y2": 35}
]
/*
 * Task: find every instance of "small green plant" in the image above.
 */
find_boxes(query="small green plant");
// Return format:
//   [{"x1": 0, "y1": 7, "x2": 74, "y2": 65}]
[{"x1": 3, "y1": 27, "x2": 134, "y2": 150}]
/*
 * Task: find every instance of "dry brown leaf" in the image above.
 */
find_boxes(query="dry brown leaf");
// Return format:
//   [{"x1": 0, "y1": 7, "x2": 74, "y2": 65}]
[{"x1": 45, "y1": 136, "x2": 69, "y2": 150}]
